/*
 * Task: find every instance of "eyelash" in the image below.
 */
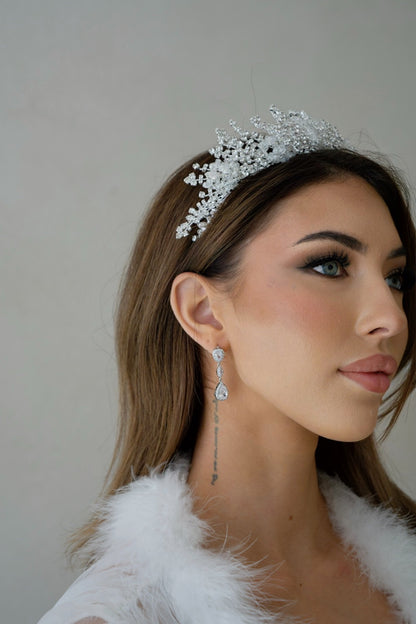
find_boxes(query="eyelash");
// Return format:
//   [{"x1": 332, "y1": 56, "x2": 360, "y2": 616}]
[
  {"x1": 301, "y1": 251, "x2": 415, "y2": 292},
  {"x1": 302, "y1": 251, "x2": 350, "y2": 277}
]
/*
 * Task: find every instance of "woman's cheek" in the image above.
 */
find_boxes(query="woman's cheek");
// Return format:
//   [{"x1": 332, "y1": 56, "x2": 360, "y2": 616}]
[{"x1": 272, "y1": 290, "x2": 340, "y2": 334}]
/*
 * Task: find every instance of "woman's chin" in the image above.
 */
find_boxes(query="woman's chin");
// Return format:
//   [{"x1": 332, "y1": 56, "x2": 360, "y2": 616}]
[{"x1": 316, "y1": 411, "x2": 379, "y2": 443}]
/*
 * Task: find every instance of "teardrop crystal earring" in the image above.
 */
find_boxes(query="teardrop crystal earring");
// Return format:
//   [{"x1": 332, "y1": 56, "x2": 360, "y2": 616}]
[{"x1": 212, "y1": 347, "x2": 229, "y2": 401}]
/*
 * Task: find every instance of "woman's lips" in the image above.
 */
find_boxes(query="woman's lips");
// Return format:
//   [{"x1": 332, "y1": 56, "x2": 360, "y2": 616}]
[
  {"x1": 338, "y1": 354, "x2": 397, "y2": 394},
  {"x1": 338, "y1": 370, "x2": 391, "y2": 393}
]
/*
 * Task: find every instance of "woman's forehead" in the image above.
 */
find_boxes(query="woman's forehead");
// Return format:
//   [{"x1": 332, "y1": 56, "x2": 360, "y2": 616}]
[{"x1": 248, "y1": 177, "x2": 402, "y2": 253}]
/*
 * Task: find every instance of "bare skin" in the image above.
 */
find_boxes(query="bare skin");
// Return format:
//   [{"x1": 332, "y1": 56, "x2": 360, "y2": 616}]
[
  {"x1": 188, "y1": 401, "x2": 398, "y2": 622},
  {"x1": 170, "y1": 177, "x2": 408, "y2": 622}
]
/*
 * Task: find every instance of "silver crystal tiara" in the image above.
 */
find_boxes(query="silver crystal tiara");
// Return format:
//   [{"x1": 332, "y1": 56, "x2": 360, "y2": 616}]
[{"x1": 176, "y1": 106, "x2": 346, "y2": 241}]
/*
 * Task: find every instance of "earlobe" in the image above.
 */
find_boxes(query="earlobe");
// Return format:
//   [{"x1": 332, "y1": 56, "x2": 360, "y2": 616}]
[{"x1": 170, "y1": 272, "x2": 225, "y2": 349}]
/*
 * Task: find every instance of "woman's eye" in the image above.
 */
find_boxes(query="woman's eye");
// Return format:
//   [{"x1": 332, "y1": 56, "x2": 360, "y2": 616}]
[
  {"x1": 386, "y1": 268, "x2": 416, "y2": 292},
  {"x1": 312, "y1": 260, "x2": 344, "y2": 277},
  {"x1": 383, "y1": 268, "x2": 415, "y2": 292},
  {"x1": 386, "y1": 270, "x2": 404, "y2": 291},
  {"x1": 301, "y1": 252, "x2": 350, "y2": 278}
]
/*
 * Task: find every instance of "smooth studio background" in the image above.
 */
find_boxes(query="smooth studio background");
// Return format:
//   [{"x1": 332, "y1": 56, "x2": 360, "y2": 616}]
[{"x1": 1, "y1": 2, "x2": 415, "y2": 622}]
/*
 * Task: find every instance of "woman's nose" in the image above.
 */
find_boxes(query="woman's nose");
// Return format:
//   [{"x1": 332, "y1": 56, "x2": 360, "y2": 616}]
[{"x1": 354, "y1": 279, "x2": 408, "y2": 339}]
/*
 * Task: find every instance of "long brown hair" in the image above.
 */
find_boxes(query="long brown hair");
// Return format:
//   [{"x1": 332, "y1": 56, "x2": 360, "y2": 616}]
[{"x1": 71, "y1": 148, "x2": 416, "y2": 560}]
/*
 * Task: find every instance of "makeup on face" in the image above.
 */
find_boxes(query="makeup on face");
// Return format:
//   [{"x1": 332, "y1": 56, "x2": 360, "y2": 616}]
[{"x1": 216, "y1": 176, "x2": 410, "y2": 442}]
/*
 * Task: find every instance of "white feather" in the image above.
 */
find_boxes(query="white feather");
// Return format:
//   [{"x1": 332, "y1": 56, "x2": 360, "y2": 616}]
[
  {"x1": 320, "y1": 474, "x2": 416, "y2": 623},
  {"x1": 39, "y1": 462, "x2": 416, "y2": 623}
]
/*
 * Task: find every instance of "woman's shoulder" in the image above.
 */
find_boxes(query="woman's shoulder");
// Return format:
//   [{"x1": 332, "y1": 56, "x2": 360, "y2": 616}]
[
  {"x1": 38, "y1": 464, "x2": 416, "y2": 624},
  {"x1": 320, "y1": 471, "x2": 416, "y2": 554},
  {"x1": 37, "y1": 461, "x2": 198, "y2": 624},
  {"x1": 320, "y1": 473, "x2": 416, "y2": 620},
  {"x1": 37, "y1": 460, "x2": 279, "y2": 623}
]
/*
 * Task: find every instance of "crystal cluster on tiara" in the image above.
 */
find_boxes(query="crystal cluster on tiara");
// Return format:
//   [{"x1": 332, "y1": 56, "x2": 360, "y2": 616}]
[{"x1": 176, "y1": 106, "x2": 346, "y2": 241}]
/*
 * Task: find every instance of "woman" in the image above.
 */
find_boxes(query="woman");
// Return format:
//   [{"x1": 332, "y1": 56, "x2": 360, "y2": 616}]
[{"x1": 39, "y1": 108, "x2": 416, "y2": 623}]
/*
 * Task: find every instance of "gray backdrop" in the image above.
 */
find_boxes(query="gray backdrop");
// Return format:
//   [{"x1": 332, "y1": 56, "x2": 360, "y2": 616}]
[{"x1": 1, "y1": 1, "x2": 415, "y2": 622}]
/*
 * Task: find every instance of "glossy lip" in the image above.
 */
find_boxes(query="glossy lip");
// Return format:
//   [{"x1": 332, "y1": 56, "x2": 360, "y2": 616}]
[{"x1": 338, "y1": 354, "x2": 398, "y2": 394}]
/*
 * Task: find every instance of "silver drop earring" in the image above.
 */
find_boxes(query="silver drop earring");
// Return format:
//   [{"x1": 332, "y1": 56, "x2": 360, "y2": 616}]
[{"x1": 212, "y1": 347, "x2": 229, "y2": 401}]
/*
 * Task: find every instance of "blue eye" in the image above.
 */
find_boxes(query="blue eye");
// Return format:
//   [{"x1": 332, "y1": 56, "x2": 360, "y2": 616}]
[
  {"x1": 386, "y1": 270, "x2": 404, "y2": 291},
  {"x1": 313, "y1": 260, "x2": 343, "y2": 277},
  {"x1": 302, "y1": 252, "x2": 350, "y2": 278},
  {"x1": 387, "y1": 267, "x2": 416, "y2": 292}
]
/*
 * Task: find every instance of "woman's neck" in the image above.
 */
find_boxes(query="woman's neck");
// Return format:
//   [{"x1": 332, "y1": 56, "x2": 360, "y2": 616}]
[{"x1": 187, "y1": 391, "x2": 335, "y2": 570}]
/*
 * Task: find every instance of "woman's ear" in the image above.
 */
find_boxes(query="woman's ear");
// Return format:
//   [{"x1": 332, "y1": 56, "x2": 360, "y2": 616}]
[{"x1": 170, "y1": 272, "x2": 226, "y2": 349}]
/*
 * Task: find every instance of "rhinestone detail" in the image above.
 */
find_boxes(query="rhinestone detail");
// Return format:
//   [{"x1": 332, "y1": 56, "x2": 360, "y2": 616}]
[
  {"x1": 212, "y1": 347, "x2": 228, "y2": 401},
  {"x1": 176, "y1": 107, "x2": 346, "y2": 241}
]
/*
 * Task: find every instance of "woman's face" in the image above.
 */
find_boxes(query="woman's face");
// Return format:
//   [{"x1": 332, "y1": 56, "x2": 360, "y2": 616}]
[{"x1": 216, "y1": 176, "x2": 409, "y2": 442}]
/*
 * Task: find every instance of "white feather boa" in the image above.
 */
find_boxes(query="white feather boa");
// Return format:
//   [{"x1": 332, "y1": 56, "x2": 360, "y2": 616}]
[{"x1": 39, "y1": 461, "x2": 416, "y2": 624}]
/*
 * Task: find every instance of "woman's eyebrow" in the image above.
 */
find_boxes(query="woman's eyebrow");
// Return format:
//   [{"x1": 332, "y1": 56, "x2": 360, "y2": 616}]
[
  {"x1": 293, "y1": 230, "x2": 406, "y2": 259},
  {"x1": 388, "y1": 245, "x2": 407, "y2": 259},
  {"x1": 294, "y1": 230, "x2": 366, "y2": 252}
]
